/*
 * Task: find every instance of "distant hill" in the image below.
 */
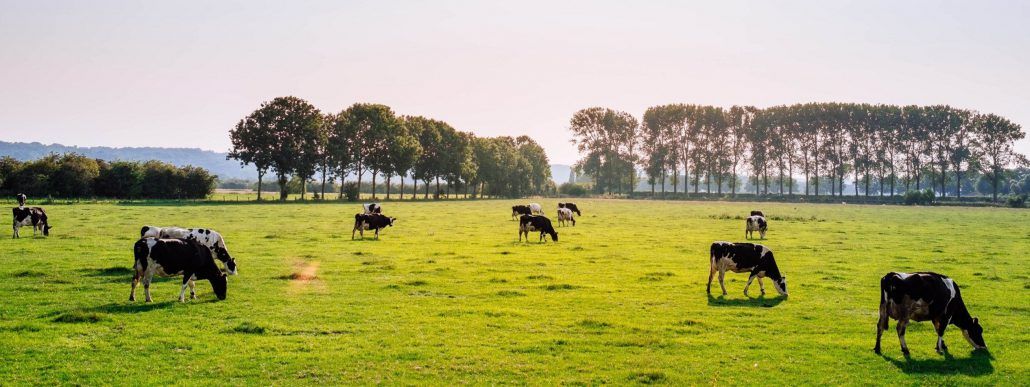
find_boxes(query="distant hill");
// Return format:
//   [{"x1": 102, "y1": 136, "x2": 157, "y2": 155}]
[
  {"x1": 1, "y1": 141, "x2": 573, "y2": 184},
  {"x1": 0, "y1": 141, "x2": 256, "y2": 180}
]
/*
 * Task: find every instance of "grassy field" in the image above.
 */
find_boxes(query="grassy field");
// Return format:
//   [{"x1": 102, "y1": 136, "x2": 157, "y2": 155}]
[{"x1": 0, "y1": 199, "x2": 1027, "y2": 385}]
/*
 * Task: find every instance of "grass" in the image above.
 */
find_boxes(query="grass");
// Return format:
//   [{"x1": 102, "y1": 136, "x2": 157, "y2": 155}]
[{"x1": 0, "y1": 199, "x2": 1027, "y2": 384}]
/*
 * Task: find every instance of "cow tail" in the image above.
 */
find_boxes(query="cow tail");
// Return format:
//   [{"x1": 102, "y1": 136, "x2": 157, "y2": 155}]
[{"x1": 879, "y1": 273, "x2": 891, "y2": 307}]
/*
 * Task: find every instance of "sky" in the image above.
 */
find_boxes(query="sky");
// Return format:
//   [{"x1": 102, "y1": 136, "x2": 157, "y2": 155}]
[{"x1": 1, "y1": 0, "x2": 1028, "y2": 165}]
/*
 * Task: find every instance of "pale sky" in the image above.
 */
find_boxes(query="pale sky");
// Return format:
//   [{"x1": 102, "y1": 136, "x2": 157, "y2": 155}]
[{"x1": 1, "y1": 0, "x2": 1028, "y2": 165}]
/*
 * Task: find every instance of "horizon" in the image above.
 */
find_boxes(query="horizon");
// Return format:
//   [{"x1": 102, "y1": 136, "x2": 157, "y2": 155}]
[{"x1": 2, "y1": 1, "x2": 1029, "y2": 165}]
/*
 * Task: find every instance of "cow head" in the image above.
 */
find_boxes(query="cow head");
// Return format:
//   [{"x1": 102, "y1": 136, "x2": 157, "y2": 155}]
[
  {"x1": 214, "y1": 246, "x2": 238, "y2": 275},
  {"x1": 209, "y1": 273, "x2": 228, "y2": 300},
  {"x1": 773, "y1": 276, "x2": 788, "y2": 296},
  {"x1": 16, "y1": 193, "x2": 26, "y2": 207},
  {"x1": 549, "y1": 230, "x2": 558, "y2": 242},
  {"x1": 388, "y1": 217, "x2": 397, "y2": 227},
  {"x1": 43, "y1": 224, "x2": 51, "y2": 236},
  {"x1": 963, "y1": 317, "x2": 987, "y2": 350}
]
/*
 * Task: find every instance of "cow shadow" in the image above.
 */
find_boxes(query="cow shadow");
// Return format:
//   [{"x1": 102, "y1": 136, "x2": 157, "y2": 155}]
[
  {"x1": 881, "y1": 350, "x2": 994, "y2": 376},
  {"x1": 85, "y1": 301, "x2": 178, "y2": 314},
  {"x1": 706, "y1": 293, "x2": 786, "y2": 308},
  {"x1": 79, "y1": 267, "x2": 135, "y2": 283}
]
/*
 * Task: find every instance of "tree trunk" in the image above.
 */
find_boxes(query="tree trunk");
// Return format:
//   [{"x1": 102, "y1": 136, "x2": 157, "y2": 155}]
[
  {"x1": 424, "y1": 180, "x2": 430, "y2": 199},
  {"x1": 412, "y1": 179, "x2": 417, "y2": 200},
  {"x1": 400, "y1": 175, "x2": 405, "y2": 200},
  {"x1": 435, "y1": 177, "x2": 441, "y2": 199},
  {"x1": 278, "y1": 174, "x2": 288, "y2": 201},
  {"x1": 371, "y1": 172, "x2": 378, "y2": 199},
  {"x1": 257, "y1": 173, "x2": 263, "y2": 201},
  {"x1": 301, "y1": 177, "x2": 307, "y2": 200},
  {"x1": 321, "y1": 165, "x2": 327, "y2": 200},
  {"x1": 386, "y1": 176, "x2": 392, "y2": 200}
]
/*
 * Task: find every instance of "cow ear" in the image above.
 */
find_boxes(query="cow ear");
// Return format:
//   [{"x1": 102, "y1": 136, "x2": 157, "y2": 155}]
[{"x1": 973, "y1": 317, "x2": 979, "y2": 324}]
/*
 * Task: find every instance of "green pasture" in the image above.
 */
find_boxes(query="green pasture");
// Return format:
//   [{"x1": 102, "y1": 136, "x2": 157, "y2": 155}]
[{"x1": 0, "y1": 199, "x2": 1027, "y2": 384}]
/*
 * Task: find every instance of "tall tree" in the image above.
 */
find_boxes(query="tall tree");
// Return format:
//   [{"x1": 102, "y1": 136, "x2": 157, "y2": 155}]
[
  {"x1": 568, "y1": 107, "x2": 638, "y2": 195},
  {"x1": 973, "y1": 113, "x2": 1026, "y2": 201},
  {"x1": 229, "y1": 96, "x2": 322, "y2": 201}
]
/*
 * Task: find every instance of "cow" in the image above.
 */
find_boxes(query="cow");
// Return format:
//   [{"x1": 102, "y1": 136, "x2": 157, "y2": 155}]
[
  {"x1": 557, "y1": 207, "x2": 576, "y2": 227},
  {"x1": 558, "y1": 202, "x2": 582, "y2": 216},
  {"x1": 130, "y1": 238, "x2": 228, "y2": 302},
  {"x1": 16, "y1": 193, "x2": 26, "y2": 207},
  {"x1": 362, "y1": 203, "x2": 382, "y2": 214},
  {"x1": 529, "y1": 202, "x2": 544, "y2": 215},
  {"x1": 352, "y1": 213, "x2": 395, "y2": 240},
  {"x1": 750, "y1": 210, "x2": 764, "y2": 217},
  {"x1": 511, "y1": 205, "x2": 532, "y2": 220},
  {"x1": 707, "y1": 242, "x2": 787, "y2": 297},
  {"x1": 12, "y1": 207, "x2": 51, "y2": 238},
  {"x1": 140, "y1": 226, "x2": 237, "y2": 275},
  {"x1": 875, "y1": 272, "x2": 987, "y2": 355},
  {"x1": 745, "y1": 215, "x2": 768, "y2": 240},
  {"x1": 518, "y1": 214, "x2": 558, "y2": 243}
]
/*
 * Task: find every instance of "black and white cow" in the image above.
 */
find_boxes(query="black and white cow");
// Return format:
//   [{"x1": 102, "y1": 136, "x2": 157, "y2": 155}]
[
  {"x1": 12, "y1": 207, "x2": 51, "y2": 238},
  {"x1": 875, "y1": 272, "x2": 987, "y2": 355},
  {"x1": 529, "y1": 202, "x2": 544, "y2": 215},
  {"x1": 745, "y1": 215, "x2": 767, "y2": 240},
  {"x1": 130, "y1": 238, "x2": 228, "y2": 302},
  {"x1": 708, "y1": 242, "x2": 787, "y2": 297},
  {"x1": 750, "y1": 210, "x2": 764, "y2": 217},
  {"x1": 352, "y1": 213, "x2": 395, "y2": 240},
  {"x1": 557, "y1": 207, "x2": 576, "y2": 227},
  {"x1": 558, "y1": 202, "x2": 582, "y2": 216},
  {"x1": 16, "y1": 193, "x2": 27, "y2": 207},
  {"x1": 141, "y1": 226, "x2": 237, "y2": 275},
  {"x1": 512, "y1": 205, "x2": 532, "y2": 220},
  {"x1": 518, "y1": 214, "x2": 558, "y2": 243},
  {"x1": 362, "y1": 203, "x2": 382, "y2": 214}
]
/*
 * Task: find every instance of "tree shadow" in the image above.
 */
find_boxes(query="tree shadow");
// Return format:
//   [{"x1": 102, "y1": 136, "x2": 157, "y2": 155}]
[
  {"x1": 706, "y1": 293, "x2": 786, "y2": 308},
  {"x1": 881, "y1": 350, "x2": 994, "y2": 376}
]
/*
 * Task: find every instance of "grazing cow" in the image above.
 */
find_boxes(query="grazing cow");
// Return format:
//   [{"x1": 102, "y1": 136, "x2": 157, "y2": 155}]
[
  {"x1": 875, "y1": 272, "x2": 987, "y2": 355},
  {"x1": 511, "y1": 205, "x2": 532, "y2": 220},
  {"x1": 12, "y1": 207, "x2": 51, "y2": 238},
  {"x1": 518, "y1": 214, "x2": 558, "y2": 243},
  {"x1": 750, "y1": 210, "x2": 764, "y2": 217},
  {"x1": 130, "y1": 238, "x2": 228, "y2": 302},
  {"x1": 745, "y1": 215, "x2": 768, "y2": 240},
  {"x1": 707, "y1": 242, "x2": 787, "y2": 297},
  {"x1": 529, "y1": 202, "x2": 544, "y2": 215},
  {"x1": 140, "y1": 226, "x2": 237, "y2": 275},
  {"x1": 362, "y1": 203, "x2": 382, "y2": 214},
  {"x1": 352, "y1": 213, "x2": 395, "y2": 240},
  {"x1": 558, "y1": 202, "x2": 582, "y2": 216},
  {"x1": 557, "y1": 207, "x2": 576, "y2": 227},
  {"x1": 16, "y1": 193, "x2": 26, "y2": 207}
]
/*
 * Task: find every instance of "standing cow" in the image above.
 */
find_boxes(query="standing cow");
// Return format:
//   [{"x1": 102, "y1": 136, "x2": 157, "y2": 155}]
[
  {"x1": 130, "y1": 238, "x2": 228, "y2": 302},
  {"x1": 558, "y1": 202, "x2": 582, "y2": 216},
  {"x1": 352, "y1": 213, "x2": 395, "y2": 240},
  {"x1": 529, "y1": 203, "x2": 544, "y2": 215},
  {"x1": 511, "y1": 205, "x2": 532, "y2": 220},
  {"x1": 708, "y1": 242, "x2": 787, "y2": 297},
  {"x1": 557, "y1": 207, "x2": 576, "y2": 227},
  {"x1": 518, "y1": 214, "x2": 558, "y2": 243},
  {"x1": 875, "y1": 272, "x2": 987, "y2": 355},
  {"x1": 12, "y1": 207, "x2": 51, "y2": 238},
  {"x1": 745, "y1": 215, "x2": 767, "y2": 240}
]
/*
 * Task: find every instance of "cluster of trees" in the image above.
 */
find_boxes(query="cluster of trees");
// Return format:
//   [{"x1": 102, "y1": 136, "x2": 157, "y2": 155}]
[
  {"x1": 570, "y1": 103, "x2": 1026, "y2": 200},
  {"x1": 228, "y1": 96, "x2": 552, "y2": 200},
  {"x1": 0, "y1": 154, "x2": 216, "y2": 199}
]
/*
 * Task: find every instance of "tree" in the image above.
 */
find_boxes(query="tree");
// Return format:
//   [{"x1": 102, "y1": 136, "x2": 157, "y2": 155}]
[
  {"x1": 337, "y1": 103, "x2": 402, "y2": 199},
  {"x1": 408, "y1": 116, "x2": 446, "y2": 199},
  {"x1": 383, "y1": 122, "x2": 422, "y2": 200},
  {"x1": 229, "y1": 96, "x2": 322, "y2": 201},
  {"x1": 568, "y1": 107, "x2": 638, "y2": 195},
  {"x1": 973, "y1": 113, "x2": 1026, "y2": 200}
]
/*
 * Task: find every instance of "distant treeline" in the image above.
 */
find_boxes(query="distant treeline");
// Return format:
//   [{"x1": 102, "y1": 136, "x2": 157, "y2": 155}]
[
  {"x1": 0, "y1": 154, "x2": 216, "y2": 199},
  {"x1": 569, "y1": 103, "x2": 1027, "y2": 201},
  {"x1": 228, "y1": 96, "x2": 552, "y2": 201}
]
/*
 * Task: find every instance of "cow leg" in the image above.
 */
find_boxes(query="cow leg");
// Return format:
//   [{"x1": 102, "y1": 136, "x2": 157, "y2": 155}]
[
  {"x1": 351, "y1": 227, "x2": 356, "y2": 240},
  {"x1": 539, "y1": 231, "x2": 544, "y2": 243},
  {"x1": 12, "y1": 223, "x2": 17, "y2": 238},
  {"x1": 896, "y1": 319, "x2": 910, "y2": 355},
  {"x1": 129, "y1": 270, "x2": 141, "y2": 301},
  {"x1": 757, "y1": 277, "x2": 766, "y2": 295},
  {"x1": 188, "y1": 278, "x2": 197, "y2": 300},
  {"x1": 933, "y1": 319, "x2": 948, "y2": 354},
  {"x1": 179, "y1": 273, "x2": 195, "y2": 302},
  {"x1": 744, "y1": 275, "x2": 756, "y2": 297},
  {"x1": 718, "y1": 270, "x2": 728, "y2": 296},
  {"x1": 374, "y1": 228, "x2": 380, "y2": 240},
  {"x1": 706, "y1": 265, "x2": 716, "y2": 294},
  {"x1": 874, "y1": 302, "x2": 889, "y2": 354},
  {"x1": 761, "y1": 230, "x2": 766, "y2": 240},
  {"x1": 143, "y1": 272, "x2": 154, "y2": 303}
]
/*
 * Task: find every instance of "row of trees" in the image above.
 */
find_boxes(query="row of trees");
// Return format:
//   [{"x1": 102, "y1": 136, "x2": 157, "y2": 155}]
[
  {"x1": 228, "y1": 97, "x2": 552, "y2": 200},
  {"x1": 570, "y1": 103, "x2": 1026, "y2": 200},
  {"x1": 0, "y1": 154, "x2": 216, "y2": 199}
]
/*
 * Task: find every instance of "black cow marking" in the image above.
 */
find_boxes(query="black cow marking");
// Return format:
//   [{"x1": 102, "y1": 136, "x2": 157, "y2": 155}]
[
  {"x1": 352, "y1": 213, "x2": 395, "y2": 240},
  {"x1": 875, "y1": 272, "x2": 987, "y2": 355},
  {"x1": 363, "y1": 203, "x2": 382, "y2": 214},
  {"x1": 130, "y1": 238, "x2": 227, "y2": 302},
  {"x1": 750, "y1": 210, "x2": 764, "y2": 217},
  {"x1": 12, "y1": 207, "x2": 51, "y2": 238},
  {"x1": 518, "y1": 215, "x2": 558, "y2": 243},
  {"x1": 707, "y1": 242, "x2": 787, "y2": 297}
]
